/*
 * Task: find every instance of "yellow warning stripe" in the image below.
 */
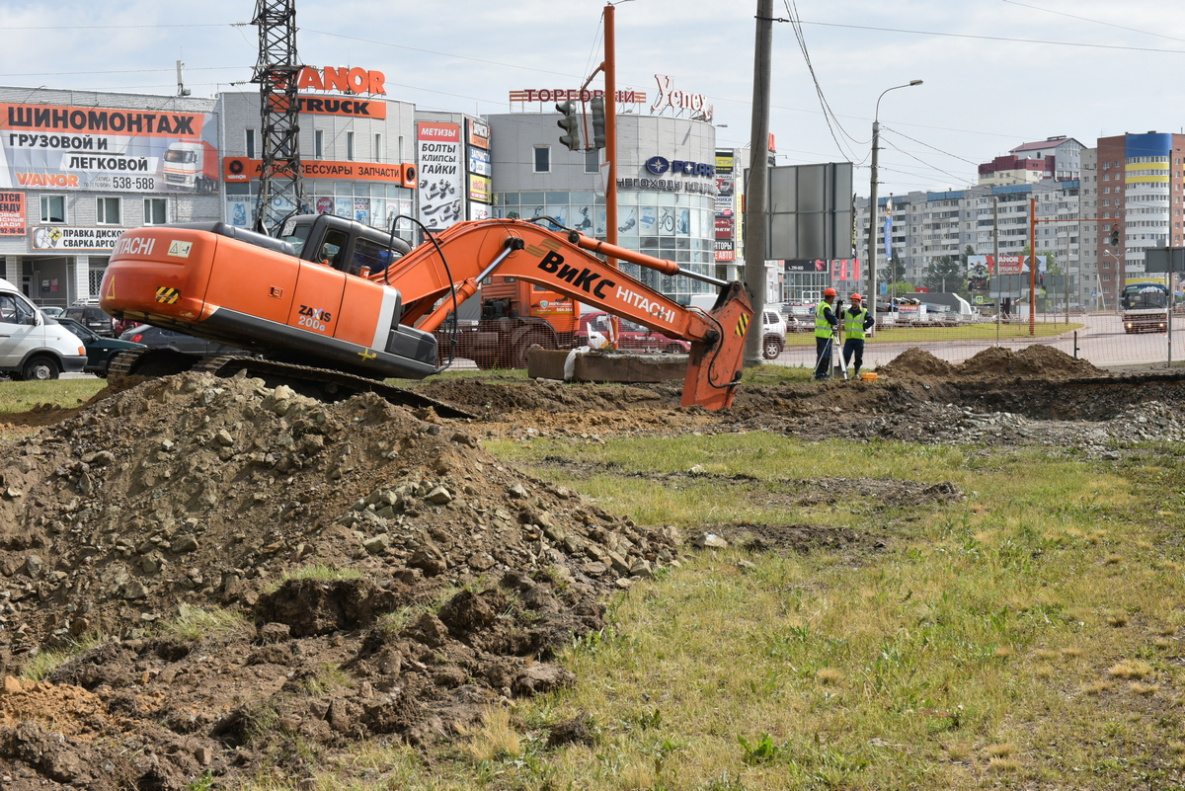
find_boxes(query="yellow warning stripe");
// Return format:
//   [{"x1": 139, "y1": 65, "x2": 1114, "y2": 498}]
[
  {"x1": 155, "y1": 287, "x2": 180, "y2": 304},
  {"x1": 735, "y1": 313, "x2": 750, "y2": 337}
]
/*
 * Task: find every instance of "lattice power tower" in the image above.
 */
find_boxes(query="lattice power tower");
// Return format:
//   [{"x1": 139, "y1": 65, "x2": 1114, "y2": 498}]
[{"x1": 251, "y1": 0, "x2": 304, "y2": 235}]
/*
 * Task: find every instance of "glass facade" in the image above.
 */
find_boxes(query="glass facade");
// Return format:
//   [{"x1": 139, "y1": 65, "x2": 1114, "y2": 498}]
[
  {"x1": 226, "y1": 181, "x2": 415, "y2": 232},
  {"x1": 493, "y1": 189, "x2": 717, "y2": 300}
]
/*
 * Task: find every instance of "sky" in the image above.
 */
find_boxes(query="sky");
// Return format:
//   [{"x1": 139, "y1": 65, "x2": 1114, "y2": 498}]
[{"x1": 2, "y1": 0, "x2": 1185, "y2": 197}]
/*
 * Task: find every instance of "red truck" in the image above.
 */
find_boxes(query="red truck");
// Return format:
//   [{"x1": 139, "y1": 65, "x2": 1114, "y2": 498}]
[{"x1": 437, "y1": 275, "x2": 579, "y2": 369}]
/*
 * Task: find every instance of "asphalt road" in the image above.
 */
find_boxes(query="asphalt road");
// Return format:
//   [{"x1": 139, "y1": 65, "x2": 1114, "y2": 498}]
[
  {"x1": 57, "y1": 312, "x2": 1184, "y2": 380},
  {"x1": 775, "y1": 313, "x2": 1185, "y2": 372}
]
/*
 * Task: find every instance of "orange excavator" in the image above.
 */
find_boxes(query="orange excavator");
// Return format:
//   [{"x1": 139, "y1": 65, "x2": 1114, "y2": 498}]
[{"x1": 99, "y1": 213, "x2": 753, "y2": 411}]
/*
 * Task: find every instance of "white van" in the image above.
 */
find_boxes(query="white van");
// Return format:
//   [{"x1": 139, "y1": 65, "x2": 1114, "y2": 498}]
[{"x1": 0, "y1": 278, "x2": 87, "y2": 380}]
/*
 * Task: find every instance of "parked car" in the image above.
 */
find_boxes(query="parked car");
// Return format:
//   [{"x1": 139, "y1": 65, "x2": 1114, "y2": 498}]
[
  {"x1": 119, "y1": 324, "x2": 243, "y2": 357},
  {"x1": 762, "y1": 310, "x2": 786, "y2": 360},
  {"x1": 65, "y1": 302, "x2": 117, "y2": 337},
  {"x1": 40, "y1": 306, "x2": 66, "y2": 318},
  {"x1": 55, "y1": 316, "x2": 145, "y2": 377},
  {"x1": 573, "y1": 312, "x2": 691, "y2": 354}
]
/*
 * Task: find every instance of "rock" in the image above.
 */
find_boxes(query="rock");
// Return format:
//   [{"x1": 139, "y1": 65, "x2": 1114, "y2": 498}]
[
  {"x1": 171, "y1": 535, "x2": 199, "y2": 554},
  {"x1": 23, "y1": 555, "x2": 42, "y2": 578},
  {"x1": 82, "y1": 450, "x2": 116, "y2": 466},
  {"x1": 467, "y1": 552, "x2": 495, "y2": 571},
  {"x1": 259, "y1": 622, "x2": 291, "y2": 644},
  {"x1": 694, "y1": 533, "x2": 729, "y2": 549},
  {"x1": 363, "y1": 534, "x2": 390, "y2": 555},
  {"x1": 512, "y1": 663, "x2": 576, "y2": 696},
  {"x1": 629, "y1": 559, "x2": 653, "y2": 579},
  {"x1": 121, "y1": 581, "x2": 148, "y2": 600},
  {"x1": 408, "y1": 547, "x2": 448, "y2": 577},
  {"x1": 581, "y1": 562, "x2": 609, "y2": 577},
  {"x1": 425, "y1": 486, "x2": 453, "y2": 505}
]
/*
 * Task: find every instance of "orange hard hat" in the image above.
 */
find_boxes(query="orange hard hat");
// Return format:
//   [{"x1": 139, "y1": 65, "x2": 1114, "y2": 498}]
[
  {"x1": 823, "y1": 287, "x2": 837, "y2": 297},
  {"x1": 850, "y1": 293, "x2": 863, "y2": 301}
]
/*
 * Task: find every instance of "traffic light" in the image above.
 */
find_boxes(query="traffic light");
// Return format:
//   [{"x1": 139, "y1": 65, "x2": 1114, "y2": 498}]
[
  {"x1": 556, "y1": 101, "x2": 581, "y2": 151},
  {"x1": 1109, "y1": 224, "x2": 1120, "y2": 247},
  {"x1": 590, "y1": 97, "x2": 606, "y2": 149}
]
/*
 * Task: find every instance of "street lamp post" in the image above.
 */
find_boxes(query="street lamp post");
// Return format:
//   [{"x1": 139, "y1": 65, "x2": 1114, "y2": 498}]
[{"x1": 868, "y1": 80, "x2": 923, "y2": 324}]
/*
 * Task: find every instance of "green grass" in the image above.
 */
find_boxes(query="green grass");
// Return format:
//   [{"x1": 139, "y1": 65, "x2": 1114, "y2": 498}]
[
  {"x1": 280, "y1": 434, "x2": 1184, "y2": 791},
  {"x1": 783, "y1": 320, "x2": 1084, "y2": 346},
  {"x1": 0, "y1": 378, "x2": 105, "y2": 414},
  {"x1": 158, "y1": 604, "x2": 254, "y2": 642}
]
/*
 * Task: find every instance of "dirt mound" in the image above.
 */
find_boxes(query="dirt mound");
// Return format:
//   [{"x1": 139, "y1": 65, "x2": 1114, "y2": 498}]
[
  {"x1": 0, "y1": 372, "x2": 681, "y2": 789},
  {"x1": 957, "y1": 345, "x2": 1102, "y2": 379},
  {"x1": 877, "y1": 348, "x2": 954, "y2": 378}
]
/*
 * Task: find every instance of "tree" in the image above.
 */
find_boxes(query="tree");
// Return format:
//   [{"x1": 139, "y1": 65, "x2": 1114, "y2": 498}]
[{"x1": 923, "y1": 255, "x2": 966, "y2": 295}]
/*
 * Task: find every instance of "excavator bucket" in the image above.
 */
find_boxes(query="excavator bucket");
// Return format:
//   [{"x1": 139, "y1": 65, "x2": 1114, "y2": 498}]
[{"x1": 681, "y1": 281, "x2": 752, "y2": 410}]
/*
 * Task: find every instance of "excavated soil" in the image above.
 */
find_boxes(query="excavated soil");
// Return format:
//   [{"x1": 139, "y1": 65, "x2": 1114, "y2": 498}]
[{"x1": 0, "y1": 345, "x2": 1183, "y2": 789}]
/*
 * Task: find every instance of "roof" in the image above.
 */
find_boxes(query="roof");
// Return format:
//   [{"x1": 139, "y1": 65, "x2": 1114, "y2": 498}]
[{"x1": 1010, "y1": 137, "x2": 1083, "y2": 154}]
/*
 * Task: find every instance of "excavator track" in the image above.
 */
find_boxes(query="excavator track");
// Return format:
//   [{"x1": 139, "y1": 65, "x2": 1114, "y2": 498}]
[{"x1": 107, "y1": 349, "x2": 475, "y2": 419}]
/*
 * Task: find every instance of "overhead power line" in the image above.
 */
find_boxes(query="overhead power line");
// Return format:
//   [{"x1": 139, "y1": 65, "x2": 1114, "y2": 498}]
[
  {"x1": 1000, "y1": 0, "x2": 1185, "y2": 43},
  {"x1": 799, "y1": 20, "x2": 1185, "y2": 55}
]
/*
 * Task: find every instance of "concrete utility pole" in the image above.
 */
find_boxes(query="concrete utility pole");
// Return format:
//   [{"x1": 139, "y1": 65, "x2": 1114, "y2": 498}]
[{"x1": 742, "y1": 0, "x2": 773, "y2": 367}]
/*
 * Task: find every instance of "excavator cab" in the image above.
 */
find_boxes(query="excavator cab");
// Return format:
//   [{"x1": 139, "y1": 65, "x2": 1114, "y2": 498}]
[{"x1": 279, "y1": 214, "x2": 412, "y2": 276}]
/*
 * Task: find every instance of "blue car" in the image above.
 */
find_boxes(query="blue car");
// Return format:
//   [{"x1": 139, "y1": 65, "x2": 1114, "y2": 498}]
[{"x1": 56, "y1": 317, "x2": 144, "y2": 377}]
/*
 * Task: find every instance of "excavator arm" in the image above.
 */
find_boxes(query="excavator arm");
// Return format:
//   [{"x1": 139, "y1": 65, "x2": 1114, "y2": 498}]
[
  {"x1": 100, "y1": 218, "x2": 753, "y2": 410},
  {"x1": 380, "y1": 220, "x2": 753, "y2": 410}
]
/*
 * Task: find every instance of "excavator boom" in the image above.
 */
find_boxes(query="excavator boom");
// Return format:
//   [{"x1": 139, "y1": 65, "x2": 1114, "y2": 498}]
[{"x1": 100, "y1": 217, "x2": 753, "y2": 410}]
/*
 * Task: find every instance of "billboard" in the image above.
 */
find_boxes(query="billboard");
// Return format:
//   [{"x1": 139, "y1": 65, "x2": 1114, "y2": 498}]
[
  {"x1": 417, "y1": 122, "x2": 463, "y2": 230},
  {"x1": 468, "y1": 173, "x2": 491, "y2": 204},
  {"x1": 31, "y1": 225, "x2": 124, "y2": 251},
  {"x1": 715, "y1": 152, "x2": 736, "y2": 263},
  {"x1": 0, "y1": 191, "x2": 25, "y2": 236},
  {"x1": 0, "y1": 102, "x2": 220, "y2": 194},
  {"x1": 766, "y1": 162, "x2": 853, "y2": 261}
]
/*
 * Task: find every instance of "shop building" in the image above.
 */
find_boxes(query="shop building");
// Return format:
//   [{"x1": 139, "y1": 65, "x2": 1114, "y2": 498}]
[
  {"x1": 218, "y1": 67, "x2": 418, "y2": 239},
  {"x1": 485, "y1": 108, "x2": 718, "y2": 303},
  {"x1": 0, "y1": 86, "x2": 220, "y2": 307}
]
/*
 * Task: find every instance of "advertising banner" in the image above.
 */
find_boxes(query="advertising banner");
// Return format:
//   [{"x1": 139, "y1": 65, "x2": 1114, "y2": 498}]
[
  {"x1": 0, "y1": 103, "x2": 219, "y2": 194},
  {"x1": 467, "y1": 118, "x2": 490, "y2": 149},
  {"x1": 715, "y1": 216, "x2": 733, "y2": 240},
  {"x1": 0, "y1": 191, "x2": 25, "y2": 236},
  {"x1": 417, "y1": 122, "x2": 463, "y2": 230},
  {"x1": 784, "y1": 259, "x2": 831, "y2": 274},
  {"x1": 297, "y1": 96, "x2": 387, "y2": 120},
  {"x1": 468, "y1": 174, "x2": 491, "y2": 204},
  {"x1": 969, "y1": 254, "x2": 1029, "y2": 275},
  {"x1": 995, "y1": 255, "x2": 1027, "y2": 274},
  {"x1": 715, "y1": 239, "x2": 735, "y2": 262},
  {"x1": 223, "y1": 157, "x2": 408, "y2": 184},
  {"x1": 31, "y1": 225, "x2": 124, "y2": 251},
  {"x1": 831, "y1": 258, "x2": 862, "y2": 281},
  {"x1": 468, "y1": 147, "x2": 491, "y2": 177}
]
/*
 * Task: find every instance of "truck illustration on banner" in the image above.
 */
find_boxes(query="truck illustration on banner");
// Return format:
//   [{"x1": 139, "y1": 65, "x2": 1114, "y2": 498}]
[{"x1": 162, "y1": 140, "x2": 218, "y2": 193}]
